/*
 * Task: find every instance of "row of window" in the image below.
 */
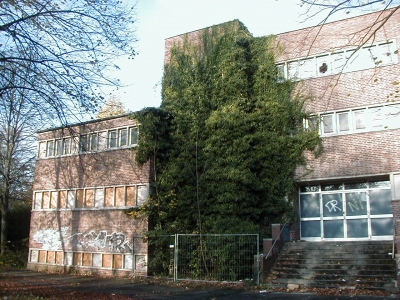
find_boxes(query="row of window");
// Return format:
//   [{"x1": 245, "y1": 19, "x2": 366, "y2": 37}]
[
  {"x1": 38, "y1": 126, "x2": 138, "y2": 158},
  {"x1": 305, "y1": 102, "x2": 400, "y2": 136},
  {"x1": 277, "y1": 41, "x2": 397, "y2": 81},
  {"x1": 29, "y1": 249, "x2": 146, "y2": 271},
  {"x1": 33, "y1": 184, "x2": 149, "y2": 210}
]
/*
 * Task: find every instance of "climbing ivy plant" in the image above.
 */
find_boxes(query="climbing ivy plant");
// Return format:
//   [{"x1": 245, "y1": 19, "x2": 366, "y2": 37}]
[{"x1": 131, "y1": 20, "x2": 321, "y2": 239}]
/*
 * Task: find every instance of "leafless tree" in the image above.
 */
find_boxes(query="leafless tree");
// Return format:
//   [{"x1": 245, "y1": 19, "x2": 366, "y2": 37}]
[{"x1": 0, "y1": 0, "x2": 137, "y2": 125}]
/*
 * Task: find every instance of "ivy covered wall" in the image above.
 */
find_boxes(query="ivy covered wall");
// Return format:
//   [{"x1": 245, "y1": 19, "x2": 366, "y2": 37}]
[{"x1": 130, "y1": 20, "x2": 321, "y2": 238}]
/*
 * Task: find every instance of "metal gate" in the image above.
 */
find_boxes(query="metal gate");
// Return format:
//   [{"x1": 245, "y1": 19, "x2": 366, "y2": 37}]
[{"x1": 172, "y1": 234, "x2": 259, "y2": 284}]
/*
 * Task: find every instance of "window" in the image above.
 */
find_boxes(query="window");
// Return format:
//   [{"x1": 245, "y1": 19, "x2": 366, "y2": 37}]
[
  {"x1": 129, "y1": 127, "x2": 138, "y2": 145},
  {"x1": 322, "y1": 114, "x2": 334, "y2": 134},
  {"x1": 46, "y1": 140, "x2": 55, "y2": 157},
  {"x1": 317, "y1": 103, "x2": 400, "y2": 136},
  {"x1": 63, "y1": 138, "x2": 71, "y2": 155},
  {"x1": 279, "y1": 41, "x2": 397, "y2": 81},
  {"x1": 108, "y1": 130, "x2": 118, "y2": 148},
  {"x1": 119, "y1": 128, "x2": 128, "y2": 146},
  {"x1": 80, "y1": 134, "x2": 98, "y2": 152},
  {"x1": 32, "y1": 185, "x2": 148, "y2": 210}
]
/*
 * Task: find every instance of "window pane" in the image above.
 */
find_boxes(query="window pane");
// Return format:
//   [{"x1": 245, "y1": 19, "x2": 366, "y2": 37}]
[
  {"x1": 344, "y1": 182, "x2": 367, "y2": 189},
  {"x1": 300, "y1": 194, "x2": 320, "y2": 218},
  {"x1": 323, "y1": 220, "x2": 344, "y2": 238},
  {"x1": 323, "y1": 194, "x2": 343, "y2": 217},
  {"x1": 301, "y1": 220, "x2": 321, "y2": 238},
  {"x1": 42, "y1": 191, "x2": 50, "y2": 209},
  {"x1": 370, "y1": 107, "x2": 383, "y2": 128},
  {"x1": 347, "y1": 219, "x2": 368, "y2": 238},
  {"x1": 80, "y1": 135, "x2": 88, "y2": 152},
  {"x1": 354, "y1": 110, "x2": 366, "y2": 129},
  {"x1": 137, "y1": 185, "x2": 148, "y2": 206},
  {"x1": 67, "y1": 190, "x2": 75, "y2": 208},
  {"x1": 338, "y1": 112, "x2": 349, "y2": 132},
  {"x1": 95, "y1": 188, "x2": 104, "y2": 208},
  {"x1": 301, "y1": 58, "x2": 316, "y2": 78},
  {"x1": 377, "y1": 42, "x2": 394, "y2": 65},
  {"x1": 50, "y1": 191, "x2": 58, "y2": 209},
  {"x1": 55, "y1": 139, "x2": 62, "y2": 156},
  {"x1": 38, "y1": 141, "x2": 47, "y2": 158},
  {"x1": 346, "y1": 192, "x2": 367, "y2": 216},
  {"x1": 46, "y1": 141, "x2": 54, "y2": 157},
  {"x1": 371, "y1": 217, "x2": 393, "y2": 236},
  {"x1": 322, "y1": 115, "x2": 334, "y2": 134},
  {"x1": 63, "y1": 138, "x2": 71, "y2": 155},
  {"x1": 119, "y1": 128, "x2": 127, "y2": 146},
  {"x1": 276, "y1": 64, "x2": 285, "y2": 82},
  {"x1": 370, "y1": 189, "x2": 392, "y2": 215},
  {"x1": 300, "y1": 185, "x2": 320, "y2": 193},
  {"x1": 322, "y1": 183, "x2": 343, "y2": 191},
  {"x1": 369, "y1": 181, "x2": 390, "y2": 188},
  {"x1": 90, "y1": 134, "x2": 98, "y2": 151},
  {"x1": 108, "y1": 131, "x2": 117, "y2": 148},
  {"x1": 59, "y1": 190, "x2": 67, "y2": 208},
  {"x1": 34, "y1": 192, "x2": 43, "y2": 209},
  {"x1": 385, "y1": 104, "x2": 400, "y2": 129},
  {"x1": 331, "y1": 52, "x2": 345, "y2": 73},
  {"x1": 288, "y1": 61, "x2": 300, "y2": 79},
  {"x1": 129, "y1": 127, "x2": 138, "y2": 145}
]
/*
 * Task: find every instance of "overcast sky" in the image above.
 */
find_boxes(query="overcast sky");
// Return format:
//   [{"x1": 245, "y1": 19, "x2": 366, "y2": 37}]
[{"x1": 111, "y1": 0, "x2": 374, "y2": 112}]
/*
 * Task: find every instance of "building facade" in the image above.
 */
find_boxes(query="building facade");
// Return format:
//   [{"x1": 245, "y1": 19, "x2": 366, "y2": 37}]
[
  {"x1": 27, "y1": 115, "x2": 151, "y2": 276},
  {"x1": 164, "y1": 9, "x2": 400, "y2": 245},
  {"x1": 274, "y1": 8, "x2": 400, "y2": 243}
]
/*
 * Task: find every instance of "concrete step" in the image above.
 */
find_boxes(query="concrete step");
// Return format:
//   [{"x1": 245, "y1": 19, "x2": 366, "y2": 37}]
[{"x1": 265, "y1": 241, "x2": 396, "y2": 292}]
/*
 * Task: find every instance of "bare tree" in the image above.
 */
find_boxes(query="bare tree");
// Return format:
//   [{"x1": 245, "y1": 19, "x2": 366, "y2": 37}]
[
  {"x1": 0, "y1": 0, "x2": 137, "y2": 125},
  {"x1": 0, "y1": 86, "x2": 38, "y2": 254}
]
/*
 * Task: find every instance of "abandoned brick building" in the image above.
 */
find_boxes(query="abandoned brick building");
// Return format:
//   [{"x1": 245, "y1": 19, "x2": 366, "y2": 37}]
[
  {"x1": 27, "y1": 115, "x2": 151, "y2": 276},
  {"x1": 28, "y1": 8, "x2": 400, "y2": 281}
]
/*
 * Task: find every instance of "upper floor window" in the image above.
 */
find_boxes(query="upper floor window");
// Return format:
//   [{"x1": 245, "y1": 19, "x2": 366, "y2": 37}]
[
  {"x1": 38, "y1": 125, "x2": 139, "y2": 158},
  {"x1": 277, "y1": 41, "x2": 397, "y2": 81},
  {"x1": 311, "y1": 102, "x2": 400, "y2": 136}
]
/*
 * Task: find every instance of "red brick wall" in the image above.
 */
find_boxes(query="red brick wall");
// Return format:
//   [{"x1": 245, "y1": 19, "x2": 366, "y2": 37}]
[{"x1": 29, "y1": 115, "x2": 151, "y2": 276}]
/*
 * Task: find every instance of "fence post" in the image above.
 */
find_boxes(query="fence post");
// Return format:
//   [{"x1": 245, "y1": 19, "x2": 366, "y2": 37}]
[{"x1": 174, "y1": 234, "x2": 178, "y2": 281}]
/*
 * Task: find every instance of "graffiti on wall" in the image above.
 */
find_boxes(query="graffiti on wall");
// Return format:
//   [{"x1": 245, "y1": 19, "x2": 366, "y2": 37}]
[{"x1": 33, "y1": 227, "x2": 133, "y2": 253}]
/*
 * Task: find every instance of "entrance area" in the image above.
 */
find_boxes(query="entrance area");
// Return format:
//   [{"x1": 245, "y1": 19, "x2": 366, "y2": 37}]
[{"x1": 299, "y1": 180, "x2": 393, "y2": 241}]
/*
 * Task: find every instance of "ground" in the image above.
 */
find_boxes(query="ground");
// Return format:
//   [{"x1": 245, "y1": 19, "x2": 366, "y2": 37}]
[{"x1": 0, "y1": 269, "x2": 399, "y2": 300}]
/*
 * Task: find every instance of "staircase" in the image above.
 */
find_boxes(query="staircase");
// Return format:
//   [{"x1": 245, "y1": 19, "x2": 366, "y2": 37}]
[{"x1": 266, "y1": 241, "x2": 397, "y2": 291}]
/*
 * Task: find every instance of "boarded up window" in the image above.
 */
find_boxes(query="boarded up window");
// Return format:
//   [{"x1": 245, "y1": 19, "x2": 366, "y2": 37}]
[
  {"x1": 85, "y1": 189, "x2": 94, "y2": 208},
  {"x1": 105, "y1": 187, "x2": 114, "y2": 207},
  {"x1": 47, "y1": 251, "x2": 55, "y2": 264},
  {"x1": 82, "y1": 253, "x2": 91, "y2": 266},
  {"x1": 34, "y1": 192, "x2": 43, "y2": 209},
  {"x1": 115, "y1": 187, "x2": 125, "y2": 206},
  {"x1": 50, "y1": 191, "x2": 58, "y2": 209},
  {"x1": 113, "y1": 254, "x2": 123, "y2": 269},
  {"x1": 95, "y1": 188, "x2": 104, "y2": 208},
  {"x1": 55, "y1": 251, "x2": 63, "y2": 265},
  {"x1": 126, "y1": 186, "x2": 136, "y2": 206},
  {"x1": 73, "y1": 252, "x2": 82, "y2": 266},
  {"x1": 38, "y1": 250, "x2": 47, "y2": 263},
  {"x1": 76, "y1": 189, "x2": 84, "y2": 208},
  {"x1": 59, "y1": 190, "x2": 67, "y2": 208},
  {"x1": 102, "y1": 254, "x2": 112, "y2": 268},
  {"x1": 42, "y1": 192, "x2": 50, "y2": 209}
]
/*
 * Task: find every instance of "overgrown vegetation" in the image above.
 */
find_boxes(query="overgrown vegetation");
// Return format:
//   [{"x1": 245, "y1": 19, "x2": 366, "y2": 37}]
[{"x1": 129, "y1": 20, "x2": 321, "y2": 276}]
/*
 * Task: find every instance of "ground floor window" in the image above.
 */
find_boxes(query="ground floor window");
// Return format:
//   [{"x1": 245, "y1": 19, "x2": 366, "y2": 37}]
[{"x1": 299, "y1": 180, "x2": 393, "y2": 241}]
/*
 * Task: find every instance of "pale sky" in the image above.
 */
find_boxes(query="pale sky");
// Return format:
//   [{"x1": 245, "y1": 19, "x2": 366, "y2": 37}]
[{"x1": 110, "y1": 0, "x2": 368, "y2": 112}]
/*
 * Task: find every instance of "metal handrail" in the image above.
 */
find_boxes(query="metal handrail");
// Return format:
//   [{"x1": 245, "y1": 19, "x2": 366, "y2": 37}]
[{"x1": 265, "y1": 222, "x2": 287, "y2": 259}]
